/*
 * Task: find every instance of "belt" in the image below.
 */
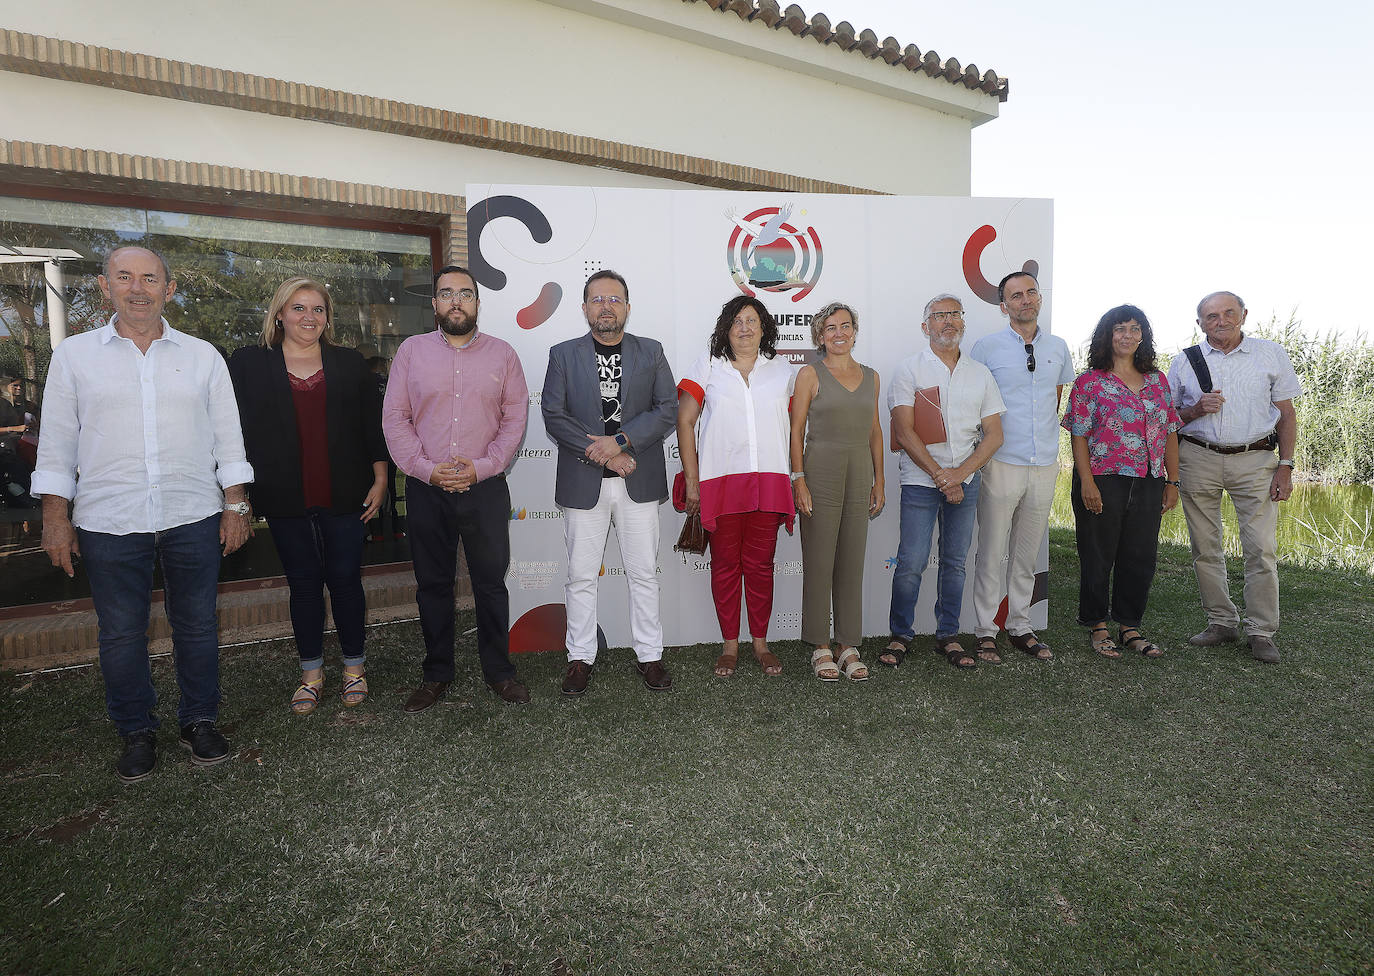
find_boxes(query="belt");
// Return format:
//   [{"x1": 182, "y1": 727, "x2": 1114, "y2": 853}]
[{"x1": 1181, "y1": 433, "x2": 1276, "y2": 455}]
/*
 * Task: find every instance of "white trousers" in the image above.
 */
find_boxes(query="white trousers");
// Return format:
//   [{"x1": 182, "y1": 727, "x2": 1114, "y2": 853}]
[
  {"x1": 972, "y1": 458, "x2": 1060, "y2": 637},
  {"x1": 563, "y1": 478, "x2": 663, "y2": 664}
]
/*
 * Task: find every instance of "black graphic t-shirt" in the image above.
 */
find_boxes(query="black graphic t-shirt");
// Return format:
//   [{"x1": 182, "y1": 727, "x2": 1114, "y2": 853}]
[{"x1": 593, "y1": 339, "x2": 622, "y2": 478}]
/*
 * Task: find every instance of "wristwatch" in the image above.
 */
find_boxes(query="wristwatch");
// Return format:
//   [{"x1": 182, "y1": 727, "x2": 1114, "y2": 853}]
[
  {"x1": 614, "y1": 432, "x2": 630, "y2": 450},
  {"x1": 1165, "y1": 479, "x2": 1181, "y2": 487},
  {"x1": 790, "y1": 471, "x2": 806, "y2": 482},
  {"x1": 224, "y1": 501, "x2": 251, "y2": 515},
  {"x1": 1278, "y1": 459, "x2": 1295, "y2": 468}
]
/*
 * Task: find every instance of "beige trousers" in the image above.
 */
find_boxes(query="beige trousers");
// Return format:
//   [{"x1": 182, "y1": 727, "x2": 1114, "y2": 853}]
[
  {"x1": 972, "y1": 458, "x2": 1060, "y2": 638},
  {"x1": 1177, "y1": 439, "x2": 1280, "y2": 637}
]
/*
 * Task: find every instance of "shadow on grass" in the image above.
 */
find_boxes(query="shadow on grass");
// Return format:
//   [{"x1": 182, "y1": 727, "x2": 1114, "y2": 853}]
[{"x1": 1, "y1": 529, "x2": 1370, "y2": 975}]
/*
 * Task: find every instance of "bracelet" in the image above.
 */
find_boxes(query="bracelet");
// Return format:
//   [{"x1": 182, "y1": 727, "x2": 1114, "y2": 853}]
[
  {"x1": 790, "y1": 471, "x2": 806, "y2": 482},
  {"x1": 1164, "y1": 479, "x2": 1180, "y2": 488}
]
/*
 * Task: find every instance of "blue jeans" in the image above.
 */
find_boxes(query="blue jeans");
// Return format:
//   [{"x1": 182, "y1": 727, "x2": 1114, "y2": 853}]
[
  {"x1": 888, "y1": 476, "x2": 981, "y2": 641},
  {"x1": 77, "y1": 514, "x2": 222, "y2": 735},
  {"x1": 267, "y1": 510, "x2": 368, "y2": 670}
]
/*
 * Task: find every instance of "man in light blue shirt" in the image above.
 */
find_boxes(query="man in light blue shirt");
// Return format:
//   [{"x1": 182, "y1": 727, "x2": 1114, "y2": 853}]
[{"x1": 969, "y1": 272, "x2": 1075, "y2": 662}]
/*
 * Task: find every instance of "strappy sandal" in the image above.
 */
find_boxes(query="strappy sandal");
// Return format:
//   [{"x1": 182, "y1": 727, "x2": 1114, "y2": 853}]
[
  {"x1": 975, "y1": 636, "x2": 1002, "y2": 665},
  {"x1": 936, "y1": 637, "x2": 977, "y2": 669},
  {"x1": 835, "y1": 646, "x2": 869, "y2": 681},
  {"x1": 811, "y1": 647, "x2": 840, "y2": 682},
  {"x1": 1008, "y1": 631, "x2": 1053, "y2": 661},
  {"x1": 1119, "y1": 628, "x2": 1163, "y2": 658},
  {"x1": 1089, "y1": 625, "x2": 1121, "y2": 659},
  {"x1": 753, "y1": 646, "x2": 783, "y2": 677},
  {"x1": 713, "y1": 651, "x2": 739, "y2": 678},
  {"x1": 340, "y1": 671, "x2": 369, "y2": 707},
  {"x1": 879, "y1": 634, "x2": 911, "y2": 668},
  {"x1": 290, "y1": 676, "x2": 323, "y2": 715}
]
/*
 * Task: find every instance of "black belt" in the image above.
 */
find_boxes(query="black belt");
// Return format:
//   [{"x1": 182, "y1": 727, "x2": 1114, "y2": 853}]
[{"x1": 1181, "y1": 432, "x2": 1276, "y2": 455}]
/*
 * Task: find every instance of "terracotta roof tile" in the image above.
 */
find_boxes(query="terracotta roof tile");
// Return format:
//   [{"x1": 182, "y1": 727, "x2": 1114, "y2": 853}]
[{"x1": 681, "y1": 0, "x2": 1009, "y2": 101}]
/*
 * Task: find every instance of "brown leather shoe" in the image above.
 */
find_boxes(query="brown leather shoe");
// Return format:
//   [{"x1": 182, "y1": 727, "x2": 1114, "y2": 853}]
[
  {"x1": 487, "y1": 677, "x2": 531, "y2": 704},
  {"x1": 635, "y1": 659, "x2": 672, "y2": 691},
  {"x1": 402, "y1": 680, "x2": 449, "y2": 713},
  {"x1": 561, "y1": 661, "x2": 592, "y2": 697}
]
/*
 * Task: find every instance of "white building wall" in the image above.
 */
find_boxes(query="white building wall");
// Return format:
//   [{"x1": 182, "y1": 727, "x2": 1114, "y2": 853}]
[{"x1": 0, "y1": 0, "x2": 983, "y2": 195}]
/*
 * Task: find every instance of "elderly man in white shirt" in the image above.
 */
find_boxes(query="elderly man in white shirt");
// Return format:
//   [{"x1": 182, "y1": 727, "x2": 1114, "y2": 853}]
[
  {"x1": 883, "y1": 294, "x2": 1005, "y2": 671},
  {"x1": 33, "y1": 246, "x2": 254, "y2": 782},
  {"x1": 1167, "y1": 290, "x2": 1302, "y2": 663}
]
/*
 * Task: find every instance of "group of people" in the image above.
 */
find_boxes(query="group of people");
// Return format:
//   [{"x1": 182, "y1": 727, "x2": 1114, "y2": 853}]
[{"x1": 32, "y1": 246, "x2": 1303, "y2": 783}]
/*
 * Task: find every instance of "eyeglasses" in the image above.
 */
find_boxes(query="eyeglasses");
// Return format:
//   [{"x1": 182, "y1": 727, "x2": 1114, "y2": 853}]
[
  {"x1": 586, "y1": 295, "x2": 626, "y2": 306},
  {"x1": 930, "y1": 310, "x2": 964, "y2": 322},
  {"x1": 1025, "y1": 342, "x2": 1036, "y2": 372},
  {"x1": 436, "y1": 288, "x2": 476, "y2": 304}
]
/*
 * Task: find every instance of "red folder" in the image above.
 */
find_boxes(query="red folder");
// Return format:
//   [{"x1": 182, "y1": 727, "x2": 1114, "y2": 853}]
[{"x1": 890, "y1": 385, "x2": 947, "y2": 452}]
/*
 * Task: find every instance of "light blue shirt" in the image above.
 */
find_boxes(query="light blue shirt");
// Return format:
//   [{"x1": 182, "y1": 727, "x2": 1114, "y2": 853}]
[{"x1": 970, "y1": 325, "x2": 1074, "y2": 466}]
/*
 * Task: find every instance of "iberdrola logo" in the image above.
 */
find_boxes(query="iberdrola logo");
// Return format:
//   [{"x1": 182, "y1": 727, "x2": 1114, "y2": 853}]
[{"x1": 724, "y1": 204, "x2": 823, "y2": 303}]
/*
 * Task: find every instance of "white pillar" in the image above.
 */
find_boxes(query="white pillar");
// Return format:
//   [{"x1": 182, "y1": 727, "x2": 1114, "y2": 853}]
[{"x1": 43, "y1": 260, "x2": 67, "y2": 347}]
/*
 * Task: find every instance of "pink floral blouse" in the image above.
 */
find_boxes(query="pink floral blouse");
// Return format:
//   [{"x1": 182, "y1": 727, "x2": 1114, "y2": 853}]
[{"x1": 1061, "y1": 369, "x2": 1181, "y2": 479}]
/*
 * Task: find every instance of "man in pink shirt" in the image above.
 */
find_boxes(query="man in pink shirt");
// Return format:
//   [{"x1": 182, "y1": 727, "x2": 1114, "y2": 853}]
[{"x1": 383, "y1": 266, "x2": 530, "y2": 709}]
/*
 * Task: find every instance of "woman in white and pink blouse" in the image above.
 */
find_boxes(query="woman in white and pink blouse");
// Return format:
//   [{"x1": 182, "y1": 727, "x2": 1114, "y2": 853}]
[{"x1": 677, "y1": 295, "x2": 796, "y2": 679}]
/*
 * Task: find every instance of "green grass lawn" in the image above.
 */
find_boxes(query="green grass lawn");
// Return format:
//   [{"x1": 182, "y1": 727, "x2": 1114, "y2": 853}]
[{"x1": 2, "y1": 529, "x2": 1371, "y2": 976}]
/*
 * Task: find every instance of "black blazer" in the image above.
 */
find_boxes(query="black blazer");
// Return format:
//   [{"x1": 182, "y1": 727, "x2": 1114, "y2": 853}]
[{"x1": 227, "y1": 343, "x2": 387, "y2": 517}]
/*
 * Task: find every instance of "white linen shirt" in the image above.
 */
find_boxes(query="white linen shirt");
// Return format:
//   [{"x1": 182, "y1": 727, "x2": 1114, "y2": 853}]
[
  {"x1": 680, "y1": 352, "x2": 794, "y2": 481},
  {"x1": 970, "y1": 326, "x2": 1074, "y2": 466},
  {"x1": 32, "y1": 318, "x2": 254, "y2": 535},
  {"x1": 1165, "y1": 335, "x2": 1303, "y2": 446},
  {"x1": 887, "y1": 346, "x2": 1006, "y2": 488}
]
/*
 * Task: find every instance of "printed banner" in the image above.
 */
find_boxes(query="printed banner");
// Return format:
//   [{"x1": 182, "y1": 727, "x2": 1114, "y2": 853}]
[{"x1": 465, "y1": 185, "x2": 1054, "y2": 652}]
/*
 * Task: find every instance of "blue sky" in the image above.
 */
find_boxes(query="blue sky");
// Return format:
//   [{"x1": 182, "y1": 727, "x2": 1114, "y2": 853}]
[{"x1": 843, "y1": 0, "x2": 1373, "y2": 351}]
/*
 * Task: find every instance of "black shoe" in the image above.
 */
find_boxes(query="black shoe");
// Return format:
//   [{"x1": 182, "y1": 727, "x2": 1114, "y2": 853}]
[
  {"x1": 561, "y1": 661, "x2": 593, "y2": 697},
  {"x1": 117, "y1": 730, "x2": 157, "y2": 783},
  {"x1": 635, "y1": 659, "x2": 673, "y2": 692},
  {"x1": 178, "y1": 721, "x2": 231, "y2": 766}
]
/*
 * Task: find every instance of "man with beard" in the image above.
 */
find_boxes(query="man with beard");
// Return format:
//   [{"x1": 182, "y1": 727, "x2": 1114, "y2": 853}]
[
  {"x1": 882, "y1": 294, "x2": 1005, "y2": 671},
  {"x1": 969, "y1": 271, "x2": 1075, "y2": 663},
  {"x1": 541, "y1": 270, "x2": 677, "y2": 696},
  {"x1": 383, "y1": 265, "x2": 530, "y2": 709}
]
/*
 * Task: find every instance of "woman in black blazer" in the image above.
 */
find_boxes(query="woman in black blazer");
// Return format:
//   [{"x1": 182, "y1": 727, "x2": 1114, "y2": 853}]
[{"x1": 228, "y1": 276, "x2": 388, "y2": 714}]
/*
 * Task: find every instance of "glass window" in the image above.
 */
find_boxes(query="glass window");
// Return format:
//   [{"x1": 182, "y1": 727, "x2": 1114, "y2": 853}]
[{"x1": 0, "y1": 195, "x2": 435, "y2": 608}]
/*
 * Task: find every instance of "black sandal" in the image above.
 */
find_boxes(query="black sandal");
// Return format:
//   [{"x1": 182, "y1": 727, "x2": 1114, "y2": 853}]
[
  {"x1": 1119, "y1": 628, "x2": 1162, "y2": 658},
  {"x1": 1008, "y1": 631, "x2": 1053, "y2": 661},
  {"x1": 879, "y1": 635, "x2": 911, "y2": 668},
  {"x1": 936, "y1": 637, "x2": 977, "y2": 669},
  {"x1": 1089, "y1": 625, "x2": 1120, "y2": 659},
  {"x1": 975, "y1": 636, "x2": 1002, "y2": 665}
]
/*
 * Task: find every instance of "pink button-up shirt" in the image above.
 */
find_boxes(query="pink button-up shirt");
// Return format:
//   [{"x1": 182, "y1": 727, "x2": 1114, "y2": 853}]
[{"x1": 382, "y1": 329, "x2": 528, "y2": 485}]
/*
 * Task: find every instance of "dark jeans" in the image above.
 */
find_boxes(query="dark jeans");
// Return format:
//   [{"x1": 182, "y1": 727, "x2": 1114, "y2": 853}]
[
  {"x1": 77, "y1": 514, "x2": 222, "y2": 735},
  {"x1": 1070, "y1": 472, "x2": 1163, "y2": 629},
  {"x1": 406, "y1": 475, "x2": 515, "y2": 685},
  {"x1": 267, "y1": 509, "x2": 368, "y2": 670}
]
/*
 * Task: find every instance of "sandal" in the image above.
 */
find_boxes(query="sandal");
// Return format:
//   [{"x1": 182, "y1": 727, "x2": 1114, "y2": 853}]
[
  {"x1": 1008, "y1": 631, "x2": 1053, "y2": 661},
  {"x1": 753, "y1": 646, "x2": 783, "y2": 677},
  {"x1": 811, "y1": 647, "x2": 840, "y2": 682},
  {"x1": 835, "y1": 646, "x2": 869, "y2": 681},
  {"x1": 290, "y1": 676, "x2": 324, "y2": 715},
  {"x1": 936, "y1": 637, "x2": 977, "y2": 669},
  {"x1": 340, "y1": 671, "x2": 368, "y2": 707},
  {"x1": 1119, "y1": 628, "x2": 1163, "y2": 658},
  {"x1": 1089, "y1": 625, "x2": 1120, "y2": 659},
  {"x1": 975, "y1": 636, "x2": 1002, "y2": 665},
  {"x1": 713, "y1": 651, "x2": 739, "y2": 678},
  {"x1": 879, "y1": 635, "x2": 911, "y2": 668}
]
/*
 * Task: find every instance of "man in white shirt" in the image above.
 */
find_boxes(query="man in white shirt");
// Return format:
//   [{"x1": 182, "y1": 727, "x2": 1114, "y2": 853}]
[
  {"x1": 883, "y1": 294, "x2": 1005, "y2": 670},
  {"x1": 970, "y1": 272, "x2": 1075, "y2": 663},
  {"x1": 1166, "y1": 290, "x2": 1302, "y2": 663},
  {"x1": 33, "y1": 246, "x2": 254, "y2": 781}
]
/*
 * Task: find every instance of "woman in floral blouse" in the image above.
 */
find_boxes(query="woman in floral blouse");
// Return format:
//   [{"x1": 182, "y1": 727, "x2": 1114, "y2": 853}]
[{"x1": 1062, "y1": 305, "x2": 1180, "y2": 658}]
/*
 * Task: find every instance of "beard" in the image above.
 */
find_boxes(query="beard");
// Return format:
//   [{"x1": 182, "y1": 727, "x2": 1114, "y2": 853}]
[
  {"x1": 588, "y1": 311, "x2": 625, "y2": 339},
  {"x1": 438, "y1": 308, "x2": 477, "y2": 338}
]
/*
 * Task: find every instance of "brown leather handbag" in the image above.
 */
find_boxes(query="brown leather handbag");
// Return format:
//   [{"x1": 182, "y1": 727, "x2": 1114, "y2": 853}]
[{"x1": 671, "y1": 471, "x2": 709, "y2": 555}]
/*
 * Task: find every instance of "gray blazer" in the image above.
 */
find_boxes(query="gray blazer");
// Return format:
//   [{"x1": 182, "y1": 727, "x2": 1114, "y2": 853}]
[{"x1": 542, "y1": 332, "x2": 677, "y2": 509}]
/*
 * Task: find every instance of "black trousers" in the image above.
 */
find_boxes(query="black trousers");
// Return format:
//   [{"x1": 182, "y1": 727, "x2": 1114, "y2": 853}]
[
  {"x1": 406, "y1": 475, "x2": 515, "y2": 684},
  {"x1": 1070, "y1": 472, "x2": 1163, "y2": 629}
]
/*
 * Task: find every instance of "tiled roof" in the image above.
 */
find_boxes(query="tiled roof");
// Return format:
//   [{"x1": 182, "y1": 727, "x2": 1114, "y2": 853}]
[{"x1": 682, "y1": 0, "x2": 1009, "y2": 102}]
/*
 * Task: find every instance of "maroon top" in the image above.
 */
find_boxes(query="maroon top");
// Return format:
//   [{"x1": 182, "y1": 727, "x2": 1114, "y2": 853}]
[{"x1": 289, "y1": 368, "x2": 331, "y2": 509}]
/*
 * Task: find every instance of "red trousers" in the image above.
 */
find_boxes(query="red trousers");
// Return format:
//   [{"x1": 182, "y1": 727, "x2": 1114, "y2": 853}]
[{"x1": 709, "y1": 511, "x2": 783, "y2": 640}]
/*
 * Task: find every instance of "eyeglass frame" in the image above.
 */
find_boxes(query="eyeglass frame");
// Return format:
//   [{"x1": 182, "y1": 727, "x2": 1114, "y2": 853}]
[
  {"x1": 929, "y1": 309, "x2": 965, "y2": 323},
  {"x1": 435, "y1": 287, "x2": 476, "y2": 304},
  {"x1": 585, "y1": 295, "x2": 627, "y2": 306}
]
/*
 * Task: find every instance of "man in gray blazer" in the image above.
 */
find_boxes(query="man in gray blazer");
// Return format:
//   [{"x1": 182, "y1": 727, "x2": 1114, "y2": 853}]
[{"x1": 542, "y1": 270, "x2": 677, "y2": 696}]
